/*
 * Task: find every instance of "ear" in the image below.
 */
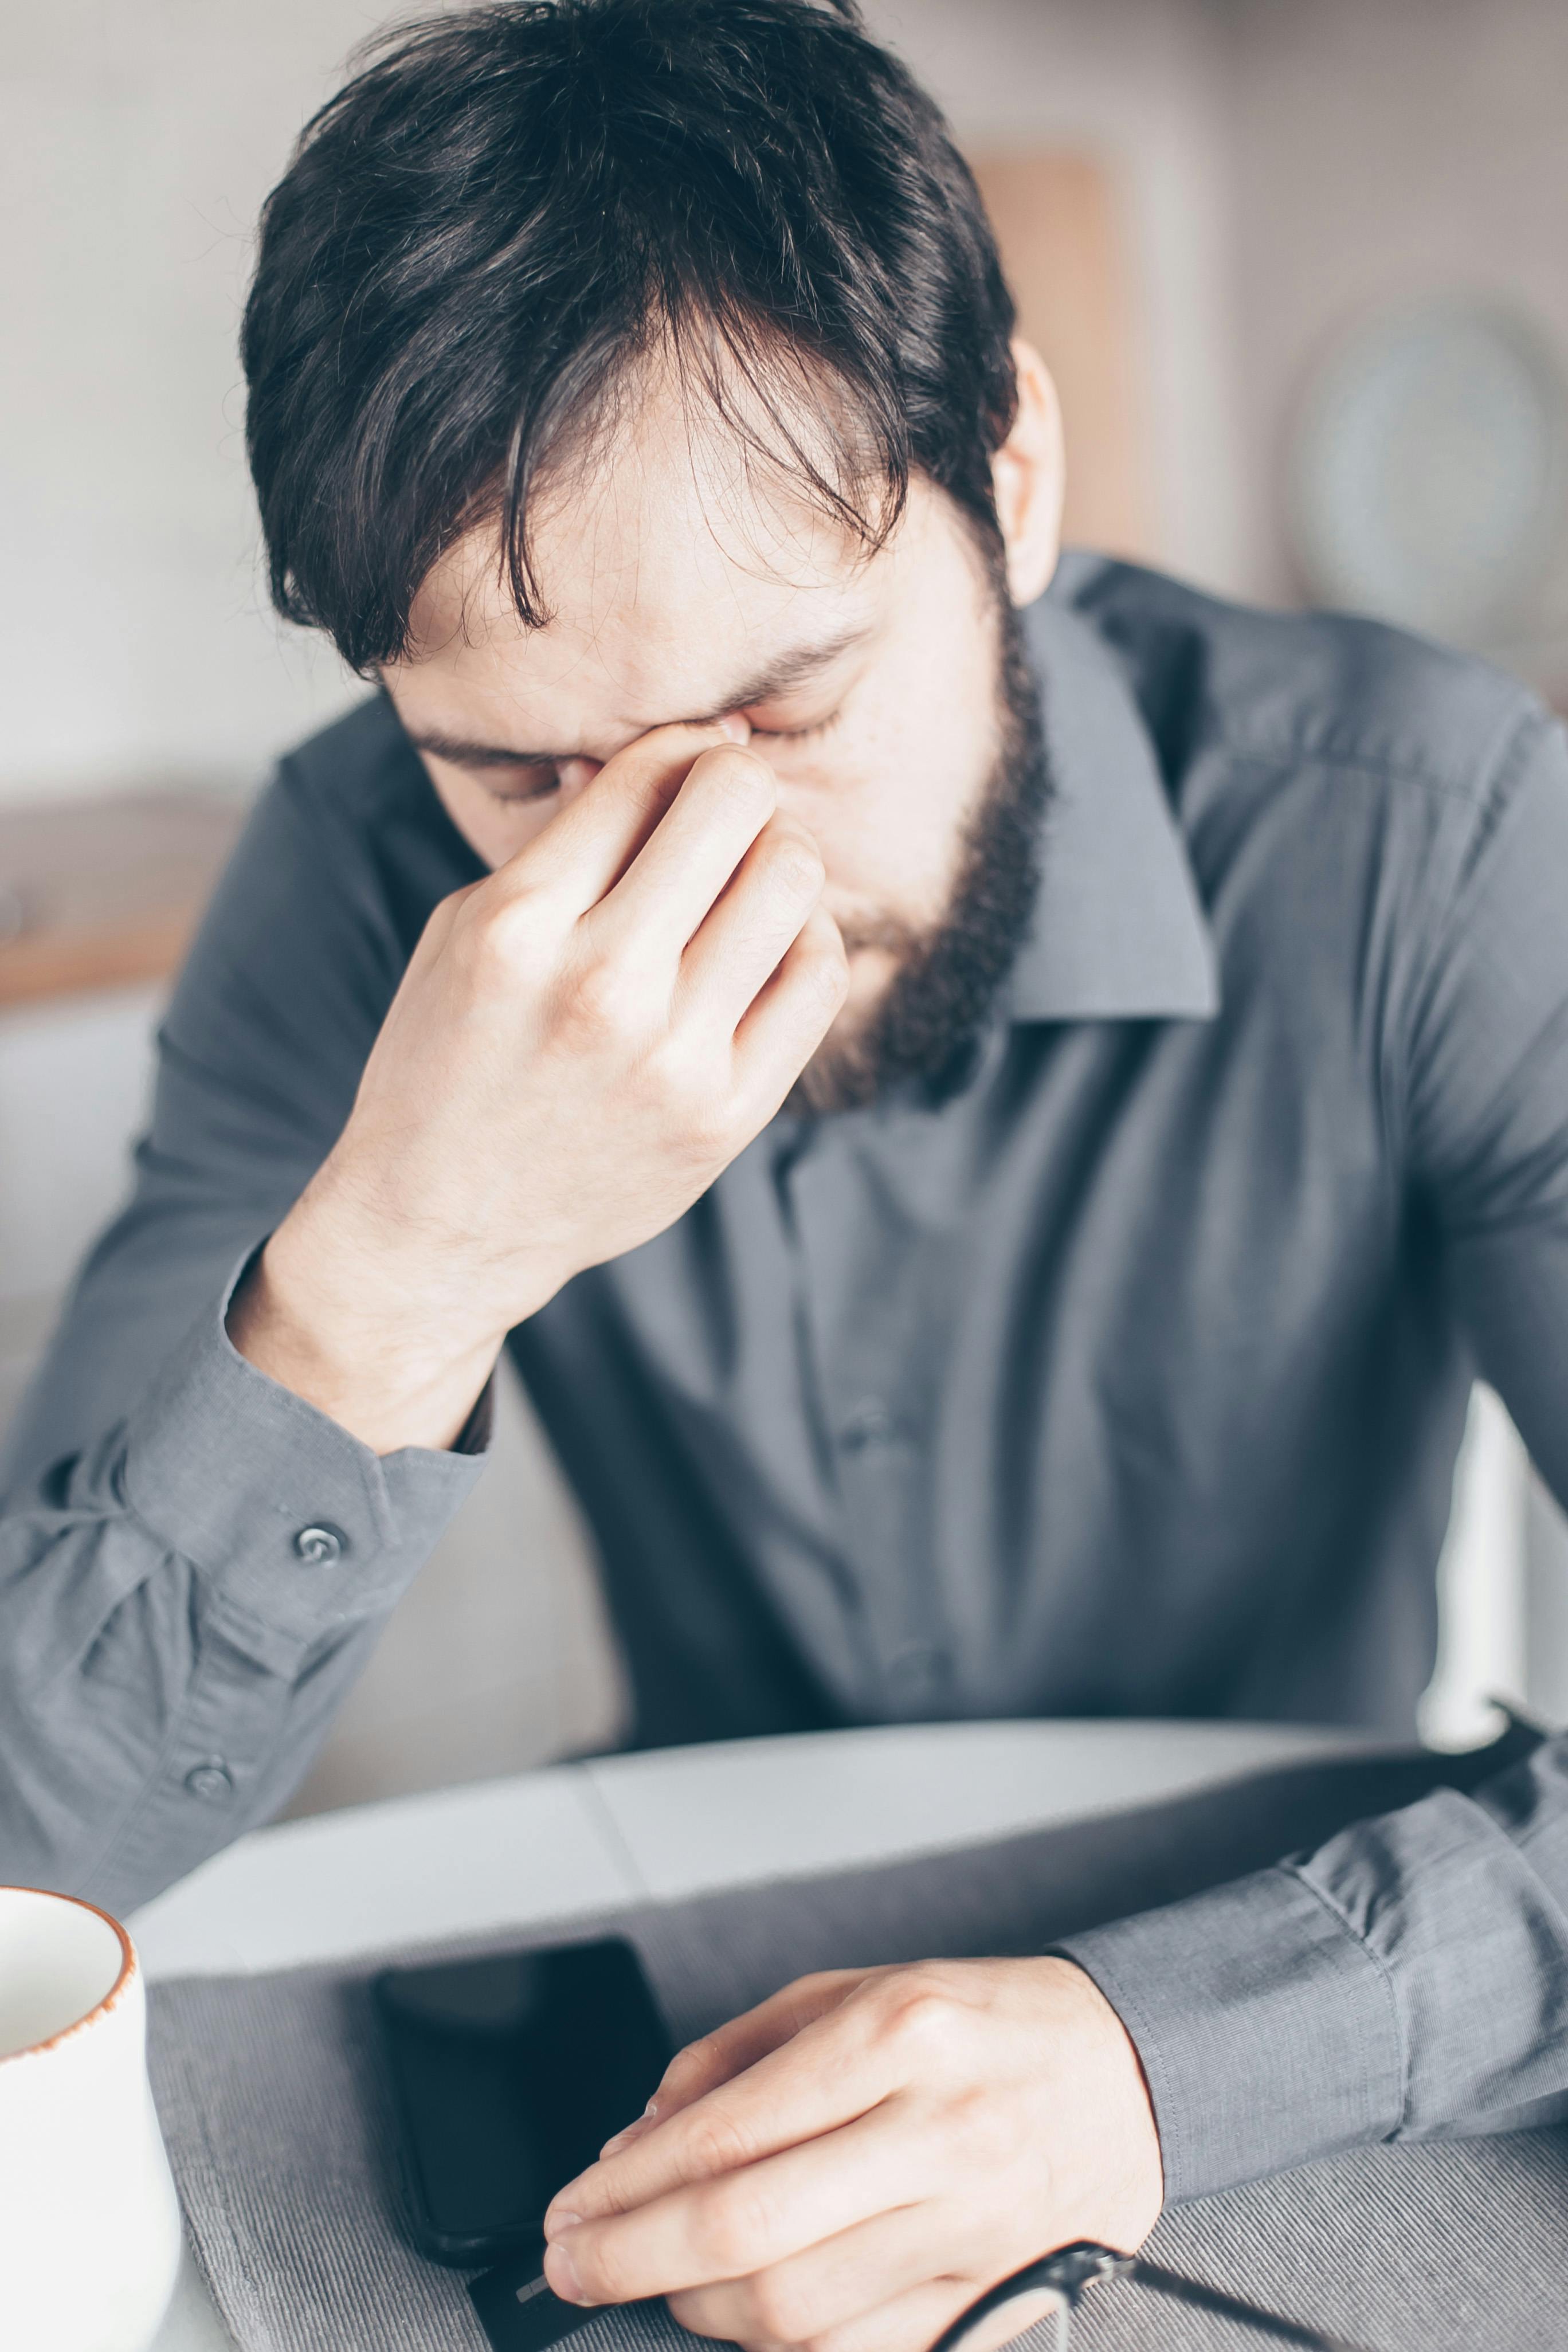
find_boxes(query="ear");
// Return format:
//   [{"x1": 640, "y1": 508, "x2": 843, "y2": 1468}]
[{"x1": 991, "y1": 338, "x2": 1065, "y2": 607}]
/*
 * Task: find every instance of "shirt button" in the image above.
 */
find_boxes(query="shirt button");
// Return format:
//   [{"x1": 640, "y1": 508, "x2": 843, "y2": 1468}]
[
  {"x1": 293, "y1": 1523, "x2": 346, "y2": 1566},
  {"x1": 184, "y1": 1759, "x2": 234, "y2": 1804},
  {"x1": 840, "y1": 1400, "x2": 900, "y2": 1452}
]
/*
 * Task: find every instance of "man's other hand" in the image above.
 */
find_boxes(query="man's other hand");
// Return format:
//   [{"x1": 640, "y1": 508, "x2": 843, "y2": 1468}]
[
  {"x1": 540, "y1": 1956, "x2": 1163, "y2": 2352},
  {"x1": 230, "y1": 719, "x2": 848, "y2": 1452}
]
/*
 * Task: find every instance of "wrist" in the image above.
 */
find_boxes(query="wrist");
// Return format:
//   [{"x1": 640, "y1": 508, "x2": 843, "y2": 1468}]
[
  {"x1": 1036, "y1": 1955, "x2": 1165, "y2": 2242},
  {"x1": 228, "y1": 1193, "x2": 513, "y2": 1455}
]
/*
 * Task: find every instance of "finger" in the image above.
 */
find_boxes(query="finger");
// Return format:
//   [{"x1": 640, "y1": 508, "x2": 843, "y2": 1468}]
[
  {"x1": 792, "y1": 2278, "x2": 1003, "y2": 2352},
  {"x1": 731, "y1": 904, "x2": 850, "y2": 1114},
  {"x1": 699, "y1": 2276, "x2": 970, "y2": 2352},
  {"x1": 666, "y1": 2198, "x2": 950, "y2": 2347},
  {"x1": 657, "y1": 1974, "x2": 875, "y2": 2108},
  {"x1": 499, "y1": 720, "x2": 747, "y2": 915},
  {"x1": 587, "y1": 743, "x2": 781, "y2": 973},
  {"x1": 601, "y1": 1974, "x2": 869, "y2": 2159},
  {"x1": 546, "y1": 2098, "x2": 935, "y2": 2306},
  {"x1": 676, "y1": 816, "x2": 827, "y2": 1028},
  {"x1": 725, "y1": 2280, "x2": 1053, "y2": 2352},
  {"x1": 551, "y1": 1963, "x2": 893, "y2": 2231}
]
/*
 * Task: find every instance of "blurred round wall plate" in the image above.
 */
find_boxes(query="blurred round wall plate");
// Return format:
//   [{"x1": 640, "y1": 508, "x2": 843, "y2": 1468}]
[{"x1": 1288, "y1": 295, "x2": 1568, "y2": 650}]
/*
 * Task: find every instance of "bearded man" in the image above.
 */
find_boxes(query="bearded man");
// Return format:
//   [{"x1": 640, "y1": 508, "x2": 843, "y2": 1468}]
[{"x1": 6, "y1": 3, "x2": 1568, "y2": 2343}]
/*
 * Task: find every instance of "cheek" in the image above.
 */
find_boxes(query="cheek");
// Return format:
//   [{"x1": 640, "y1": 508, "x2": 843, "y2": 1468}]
[{"x1": 783, "y1": 722, "x2": 985, "y2": 922}]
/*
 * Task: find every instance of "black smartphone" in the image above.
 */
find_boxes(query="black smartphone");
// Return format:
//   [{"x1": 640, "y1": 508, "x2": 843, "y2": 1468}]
[{"x1": 374, "y1": 1935, "x2": 675, "y2": 2267}]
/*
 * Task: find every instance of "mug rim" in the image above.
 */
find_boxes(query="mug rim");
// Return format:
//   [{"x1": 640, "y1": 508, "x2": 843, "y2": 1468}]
[{"x1": 0, "y1": 1884, "x2": 136, "y2": 2066}]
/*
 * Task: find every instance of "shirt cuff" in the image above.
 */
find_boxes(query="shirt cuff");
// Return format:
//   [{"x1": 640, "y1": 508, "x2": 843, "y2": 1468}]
[
  {"x1": 119, "y1": 1255, "x2": 488, "y2": 1647},
  {"x1": 1055, "y1": 1863, "x2": 1405, "y2": 2202}
]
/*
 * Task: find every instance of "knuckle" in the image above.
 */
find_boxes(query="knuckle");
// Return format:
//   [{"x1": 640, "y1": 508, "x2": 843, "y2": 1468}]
[
  {"x1": 452, "y1": 889, "x2": 523, "y2": 969},
  {"x1": 762, "y1": 823, "x2": 825, "y2": 899},
  {"x1": 452, "y1": 892, "x2": 556, "y2": 999},
  {"x1": 690, "y1": 1105, "x2": 750, "y2": 1169},
  {"x1": 946, "y1": 2081, "x2": 1010, "y2": 2166},
  {"x1": 682, "y1": 2100, "x2": 760, "y2": 2184},
  {"x1": 871, "y1": 1971, "x2": 965, "y2": 2061},
  {"x1": 664, "y1": 2291, "x2": 724, "y2": 2344},
  {"x1": 664, "y1": 2034, "x2": 722, "y2": 2093},
  {"x1": 562, "y1": 951, "x2": 641, "y2": 1040},
  {"x1": 803, "y1": 937, "x2": 851, "y2": 1009},
  {"x1": 644, "y1": 1035, "x2": 718, "y2": 1132},
  {"x1": 744, "y1": 2270, "x2": 816, "y2": 2342},
  {"x1": 703, "y1": 746, "x2": 778, "y2": 814},
  {"x1": 666, "y1": 1073, "x2": 744, "y2": 1163},
  {"x1": 691, "y1": 2175, "x2": 779, "y2": 2277}
]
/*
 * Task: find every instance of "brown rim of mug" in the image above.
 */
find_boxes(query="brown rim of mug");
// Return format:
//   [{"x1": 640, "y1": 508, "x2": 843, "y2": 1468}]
[{"x1": 0, "y1": 1885, "x2": 137, "y2": 2064}]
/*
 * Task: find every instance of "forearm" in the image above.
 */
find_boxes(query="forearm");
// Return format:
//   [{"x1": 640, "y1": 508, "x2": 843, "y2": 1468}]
[{"x1": 0, "y1": 1263, "x2": 484, "y2": 1912}]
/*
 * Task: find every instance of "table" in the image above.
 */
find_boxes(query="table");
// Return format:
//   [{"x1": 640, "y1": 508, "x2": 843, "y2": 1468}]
[{"x1": 136, "y1": 1716, "x2": 1387, "y2": 2352}]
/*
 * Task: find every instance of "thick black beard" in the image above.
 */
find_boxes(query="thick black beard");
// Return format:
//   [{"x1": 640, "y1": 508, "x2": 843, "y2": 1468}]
[{"x1": 789, "y1": 594, "x2": 1049, "y2": 1116}]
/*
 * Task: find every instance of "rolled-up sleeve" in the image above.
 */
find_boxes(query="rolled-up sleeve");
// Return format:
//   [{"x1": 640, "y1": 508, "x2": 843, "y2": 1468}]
[{"x1": 1064, "y1": 709, "x2": 1568, "y2": 2201}]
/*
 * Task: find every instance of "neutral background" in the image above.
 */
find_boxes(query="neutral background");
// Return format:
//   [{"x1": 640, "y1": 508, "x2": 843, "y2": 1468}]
[{"x1": 3, "y1": 0, "x2": 1566, "y2": 1809}]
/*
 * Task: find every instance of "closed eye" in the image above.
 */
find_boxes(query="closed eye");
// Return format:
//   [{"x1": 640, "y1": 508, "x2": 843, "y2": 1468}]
[
  {"x1": 747, "y1": 708, "x2": 842, "y2": 744},
  {"x1": 473, "y1": 765, "x2": 563, "y2": 806}
]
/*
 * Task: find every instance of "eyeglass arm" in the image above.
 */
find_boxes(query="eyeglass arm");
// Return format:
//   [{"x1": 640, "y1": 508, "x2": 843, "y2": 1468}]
[
  {"x1": 929, "y1": 2243, "x2": 1381, "y2": 2352},
  {"x1": 1130, "y1": 2256, "x2": 1378, "y2": 2352}
]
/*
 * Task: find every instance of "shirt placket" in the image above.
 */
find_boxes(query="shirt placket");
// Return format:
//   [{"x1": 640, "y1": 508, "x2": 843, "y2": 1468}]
[{"x1": 782, "y1": 1127, "x2": 955, "y2": 1719}]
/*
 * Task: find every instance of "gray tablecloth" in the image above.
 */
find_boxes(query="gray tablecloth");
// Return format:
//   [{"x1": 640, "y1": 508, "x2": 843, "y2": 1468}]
[{"x1": 147, "y1": 1741, "x2": 1566, "y2": 2352}]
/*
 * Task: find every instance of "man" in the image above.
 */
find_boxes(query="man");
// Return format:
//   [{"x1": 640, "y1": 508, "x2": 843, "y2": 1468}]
[{"x1": 3, "y1": 0, "x2": 1568, "y2": 2341}]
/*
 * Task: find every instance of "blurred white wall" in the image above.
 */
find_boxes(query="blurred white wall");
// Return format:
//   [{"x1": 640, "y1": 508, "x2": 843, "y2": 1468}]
[
  {"x1": 2, "y1": 2, "x2": 373, "y2": 807},
  {"x1": 1226, "y1": 0, "x2": 1568, "y2": 700}
]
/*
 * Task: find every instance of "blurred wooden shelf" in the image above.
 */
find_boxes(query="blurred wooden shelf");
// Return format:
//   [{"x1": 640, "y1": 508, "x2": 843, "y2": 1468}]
[
  {"x1": 969, "y1": 148, "x2": 1156, "y2": 566},
  {"x1": 0, "y1": 790, "x2": 245, "y2": 1011}
]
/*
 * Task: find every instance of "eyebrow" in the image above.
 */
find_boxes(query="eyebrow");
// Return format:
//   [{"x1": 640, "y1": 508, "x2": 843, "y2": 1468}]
[{"x1": 404, "y1": 623, "x2": 872, "y2": 771}]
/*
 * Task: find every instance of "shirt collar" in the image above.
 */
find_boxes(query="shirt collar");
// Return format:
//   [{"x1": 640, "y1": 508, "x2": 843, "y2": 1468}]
[{"x1": 1005, "y1": 558, "x2": 1219, "y2": 1024}]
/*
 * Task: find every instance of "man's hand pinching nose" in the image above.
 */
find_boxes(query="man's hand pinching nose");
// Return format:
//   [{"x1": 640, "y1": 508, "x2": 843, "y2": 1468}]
[
  {"x1": 540, "y1": 1956, "x2": 1163, "y2": 2352},
  {"x1": 231, "y1": 715, "x2": 849, "y2": 1457}
]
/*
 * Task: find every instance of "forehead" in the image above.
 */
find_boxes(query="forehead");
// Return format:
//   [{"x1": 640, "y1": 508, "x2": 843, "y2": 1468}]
[{"x1": 399, "y1": 363, "x2": 908, "y2": 738}]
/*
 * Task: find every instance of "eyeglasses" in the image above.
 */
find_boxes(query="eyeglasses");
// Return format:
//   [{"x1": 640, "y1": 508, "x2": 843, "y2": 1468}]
[{"x1": 929, "y1": 2241, "x2": 1378, "y2": 2352}]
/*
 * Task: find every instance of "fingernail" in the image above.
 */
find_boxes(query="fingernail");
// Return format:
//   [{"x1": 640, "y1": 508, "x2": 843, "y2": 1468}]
[
  {"x1": 543, "y1": 2208, "x2": 581, "y2": 2242},
  {"x1": 544, "y1": 2237, "x2": 585, "y2": 2304},
  {"x1": 716, "y1": 713, "x2": 750, "y2": 742}
]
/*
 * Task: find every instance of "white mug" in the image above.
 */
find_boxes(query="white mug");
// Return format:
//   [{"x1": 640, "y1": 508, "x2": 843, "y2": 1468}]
[{"x1": 0, "y1": 1885, "x2": 183, "y2": 2352}]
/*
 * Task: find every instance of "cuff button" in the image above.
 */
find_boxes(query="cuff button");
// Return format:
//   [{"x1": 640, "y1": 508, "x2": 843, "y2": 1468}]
[
  {"x1": 184, "y1": 1760, "x2": 234, "y2": 1804},
  {"x1": 293, "y1": 1523, "x2": 346, "y2": 1566}
]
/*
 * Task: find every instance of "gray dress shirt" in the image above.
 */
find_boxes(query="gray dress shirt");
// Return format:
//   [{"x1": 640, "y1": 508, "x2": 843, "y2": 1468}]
[{"x1": 4, "y1": 552, "x2": 1568, "y2": 2201}]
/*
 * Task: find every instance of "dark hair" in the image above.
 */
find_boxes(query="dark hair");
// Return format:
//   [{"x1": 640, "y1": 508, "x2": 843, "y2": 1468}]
[{"x1": 242, "y1": 0, "x2": 1017, "y2": 672}]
